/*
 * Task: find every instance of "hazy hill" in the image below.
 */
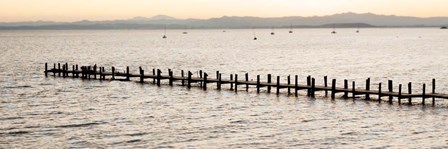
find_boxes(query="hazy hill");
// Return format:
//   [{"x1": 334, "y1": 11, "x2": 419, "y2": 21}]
[{"x1": 0, "y1": 12, "x2": 447, "y2": 30}]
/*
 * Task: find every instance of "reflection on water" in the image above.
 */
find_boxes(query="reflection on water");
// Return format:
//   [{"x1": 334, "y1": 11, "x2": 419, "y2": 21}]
[{"x1": 1, "y1": 29, "x2": 448, "y2": 148}]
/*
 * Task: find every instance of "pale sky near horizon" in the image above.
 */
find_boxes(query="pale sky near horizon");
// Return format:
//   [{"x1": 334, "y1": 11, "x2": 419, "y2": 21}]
[{"x1": 1, "y1": 0, "x2": 448, "y2": 22}]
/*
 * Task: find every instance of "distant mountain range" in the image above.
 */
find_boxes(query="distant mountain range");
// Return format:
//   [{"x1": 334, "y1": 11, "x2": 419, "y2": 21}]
[{"x1": 0, "y1": 13, "x2": 447, "y2": 30}]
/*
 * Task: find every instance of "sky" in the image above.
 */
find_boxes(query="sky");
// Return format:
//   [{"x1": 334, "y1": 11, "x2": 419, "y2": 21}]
[{"x1": 1, "y1": 0, "x2": 448, "y2": 22}]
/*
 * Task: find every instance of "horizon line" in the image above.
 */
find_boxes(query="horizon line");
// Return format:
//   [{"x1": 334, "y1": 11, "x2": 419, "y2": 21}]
[{"x1": 2, "y1": 12, "x2": 448, "y2": 23}]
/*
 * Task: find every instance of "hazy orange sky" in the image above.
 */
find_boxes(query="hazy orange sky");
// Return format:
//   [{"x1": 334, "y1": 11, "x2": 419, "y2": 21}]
[{"x1": 1, "y1": 0, "x2": 448, "y2": 22}]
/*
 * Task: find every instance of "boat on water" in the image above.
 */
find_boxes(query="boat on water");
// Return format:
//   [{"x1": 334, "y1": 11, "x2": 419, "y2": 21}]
[
  {"x1": 162, "y1": 25, "x2": 167, "y2": 39},
  {"x1": 441, "y1": 26, "x2": 447, "y2": 29},
  {"x1": 182, "y1": 26, "x2": 188, "y2": 34},
  {"x1": 331, "y1": 24, "x2": 337, "y2": 34},
  {"x1": 270, "y1": 27, "x2": 275, "y2": 35},
  {"x1": 289, "y1": 25, "x2": 293, "y2": 33},
  {"x1": 356, "y1": 23, "x2": 360, "y2": 33},
  {"x1": 253, "y1": 28, "x2": 257, "y2": 40}
]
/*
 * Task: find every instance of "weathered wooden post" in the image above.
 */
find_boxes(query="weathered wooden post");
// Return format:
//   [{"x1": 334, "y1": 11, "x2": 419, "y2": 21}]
[
  {"x1": 62, "y1": 64, "x2": 65, "y2": 78},
  {"x1": 65, "y1": 63, "x2": 68, "y2": 77},
  {"x1": 295, "y1": 75, "x2": 298, "y2": 97},
  {"x1": 324, "y1": 76, "x2": 328, "y2": 96},
  {"x1": 257, "y1": 75, "x2": 260, "y2": 93},
  {"x1": 51, "y1": 63, "x2": 55, "y2": 77},
  {"x1": 378, "y1": 83, "x2": 382, "y2": 103},
  {"x1": 83, "y1": 66, "x2": 87, "y2": 79},
  {"x1": 72, "y1": 65, "x2": 75, "y2": 78},
  {"x1": 187, "y1": 71, "x2": 192, "y2": 89},
  {"x1": 80, "y1": 66, "x2": 84, "y2": 79},
  {"x1": 245, "y1": 73, "x2": 249, "y2": 91},
  {"x1": 306, "y1": 76, "x2": 311, "y2": 96},
  {"x1": 408, "y1": 82, "x2": 412, "y2": 105},
  {"x1": 287, "y1": 75, "x2": 291, "y2": 95},
  {"x1": 276, "y1": 76, "x2": 280, "y2": 95},
  {"x1": 199, "y1": 70, "x2": 203, "y2": 87},
  {"x1": 352, "y1": 81, "x2": 356, "y2": 98},
  {"x1": 102, "y1": 67, "x2": 105, "y2": 80},
  {"x1": 366, "y1": 78, "x2": 370, "y2": 99},
  {"x1": 65, "y1": 64, "x2": 68, "y2": 77},
  {"x1": 102, "y1": 67, "x2": 106, "y2": 80},
  {"x1": 85, "y1": 66, "x2": 89, "y2": 79},
  {"x1": 58, "y1": 63, "x2": 61, "y2": 77},
  {"x1": 87, "y1": 66, "x2": 90, "y2": 79},
  {"x1": 100, "y1": 66, "x2": 103, "y2": 81},
  {"x1": 216, "y1": 71, "x2": 220, "y2": 89},
  {"x1": 87, "y1": 66, "x2": 91, "y2": 79},
  {"x1": 111, "y1": 66, "x2": 115, "y2": 80},
  {"x1": 181, "y1": 70, "x2": 185, "y2": 86},
  {"x1": 311, "y1": 78, "x2": 316, "y2": 97},
  {"x1": 234, "y1": 74, "x2": 238, "y2": 92},
  {"x1": 75, "y1": 65, "x2": 79, "y2": 77},
  {"x1": 156, "y1": 69, "x2": 161, "y2": 86},
  {"x1": 83, "y1": 66, "x2": 86, "y2": 79},
  {"x1": 126, "y1": 66, "x2": 130, "y2": 81},
  {"x1": 63, "y1": 64, "x2": 67, "y2": 78},
  {"x1": 86, "y1": 66, "x2": 89, "y2": 79},
  {"x1": 218, "y1": 73, "x2": 222, "y2": 90},
  {"x1": 230, "y1": 74, "x2": 234, "y2": 90},
  {"x1": 343, "y1": 79, "x2": 348, "y2": 98},
  {"x1": 204, "y1": 73, "x2": 208, "y2": 90},
  {"x1": 93, "y1": 64, "x2": 97, "y2": 79},
  {"x1": 388, "y1": 80, "x2": 393, "y2": 104},
  {"x1": 168, "y1": 69, "x2": 173, "y2": 86},
  {"x1": 45, "y1": 63, "x2": 48, "y2": 77},
  {"x1": 267, "y1": 74, "x2": 272, "y2": 93},
  {"x1": 331, "y1": 79, "x2": 336, "y2": 99},
  {"x1": 153, "y1": 69, "x2": 156, "y2": 84},
  {"x1": 398, "y1": 84, "x2": 402, "y2": 104},
  {"x1": 139, "y1": 67, "x2": 144, "y2": 83},
  {"x1": 422, "y1": 84, "x2": 426, "y2": 105},
  {"x1": 432, "y1": 79, "x2": 436, "y2": 106}
]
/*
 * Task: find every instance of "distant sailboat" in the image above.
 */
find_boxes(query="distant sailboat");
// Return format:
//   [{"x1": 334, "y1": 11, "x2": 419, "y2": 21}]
[
  {"x1": 331, "y1": 24, "x2": 337, "y2": 34},
  {"x1": 182, "y1": 26, "x2": 188, "y2": 34},
  {"x1": 270, "y1": 27, "x2": 275, "y2": 35},
  {"x1": 356, "y1": 23, "x2": 360, "y2": 33},
  {"x1": 162, "y1": 25, "x2": 167, "y2": 39},
  {"x1": 441, "y1": 26, "x2": 447, "y2": 29},
  {"x1": 289, "y1": 25, "x2": 293, "y2": 33},
  {"x1": 253, "y1": 28, "x2": 258, "y2": 40}
]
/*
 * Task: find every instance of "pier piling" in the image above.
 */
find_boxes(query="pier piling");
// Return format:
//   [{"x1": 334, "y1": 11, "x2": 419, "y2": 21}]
[
  {"x1": 344, "y1": 79, "x2": 348, "y2": 98},
  {"x1": 234, "y1": 74, "x2": 238, "y2": 92},
  {"x1": 388, "y1": 80, "x2": 393, "y2": 104},
  {"x1": 276, "y1": 76, "x2": 280, "y2": 95},
  {"x1": 408, "y1": 82, "x2": 412, "y2": 105},
  {"x1": 331, "y1": 79, "x2": 336, "y2": 99},
  {"x1": 432, "y1": 79, "x2": 436, "y2": 106},
  {"x1": 324, "y1": 76, "x2": 328, "y2": 96},
  {"x1": 398, "y1": 84, "x2": 402, "y2": 104},
  {"x1": 295, "y1": 75, "x2": 298, "y2": 97},
  {"x1": 257, "y1": 75, "x2": 260, "y2": 93},
  {"x1": 366, "y1": 78, "x2": 370, "y2": 99},
  {"x1": 422, "y1": 84, "x2": 426, "y2": 105},
  {"x1": 267, "y1": 74, "x2": 272, "y2": 93},
  {"x1": 204, "y1": 73, "x2": 208, "y2": 90}
]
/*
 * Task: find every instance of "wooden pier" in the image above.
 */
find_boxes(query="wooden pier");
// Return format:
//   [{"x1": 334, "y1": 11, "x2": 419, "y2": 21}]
[{"x1": 44, "y1": 63, "x2": 448, "y2": 106}]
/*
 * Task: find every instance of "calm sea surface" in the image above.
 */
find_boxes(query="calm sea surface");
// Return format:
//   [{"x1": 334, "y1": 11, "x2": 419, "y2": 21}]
[{"x1": 1, "y1": 29, "x2": 448, "y2": 148}]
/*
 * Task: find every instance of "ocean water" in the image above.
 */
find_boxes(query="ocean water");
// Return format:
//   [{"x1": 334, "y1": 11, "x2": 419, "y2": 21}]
[{"x1": 1, "y1": 29, "x2": 448, "y2": 148}]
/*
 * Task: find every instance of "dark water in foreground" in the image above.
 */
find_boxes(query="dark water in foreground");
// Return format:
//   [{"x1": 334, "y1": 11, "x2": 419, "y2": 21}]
[{"x1": 1, "y1": 29, "x2": 448, "y2": 148}]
